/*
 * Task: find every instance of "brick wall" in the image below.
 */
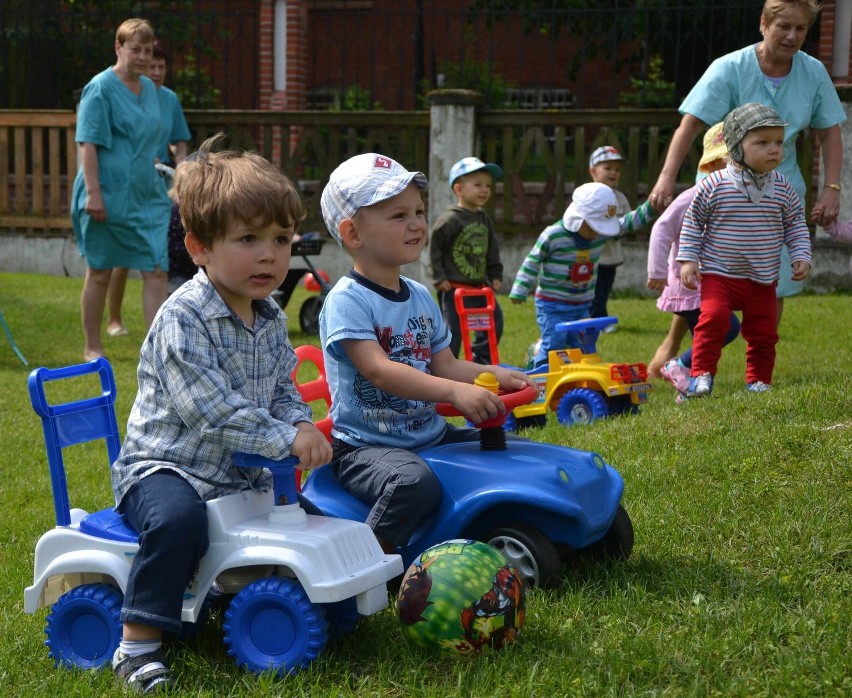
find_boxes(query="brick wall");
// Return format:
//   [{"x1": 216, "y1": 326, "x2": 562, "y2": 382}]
[{"x1": 818, "y1": 0, "x2": 852, "y2": 85}]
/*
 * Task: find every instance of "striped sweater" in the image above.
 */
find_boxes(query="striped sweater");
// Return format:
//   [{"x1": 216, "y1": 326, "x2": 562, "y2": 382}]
[
  {"x1": 509, "y1": 200, "x2": 655, "y2": 304},
  {"x1": 677, "y1": 169, "x2": 811, "y2": 285}
]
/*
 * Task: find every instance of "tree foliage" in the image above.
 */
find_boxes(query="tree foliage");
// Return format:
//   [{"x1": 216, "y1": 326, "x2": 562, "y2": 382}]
[
  {"x1": 468, "y1": 0, "x2": 763, "y2": 101},
  {"x1": 1, "y1": 0, "x2": 222, "y2": 108}
]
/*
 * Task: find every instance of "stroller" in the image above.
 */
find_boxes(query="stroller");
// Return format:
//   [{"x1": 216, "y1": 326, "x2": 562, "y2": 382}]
[{"x1": 272, "y1": 232, "x2": 333, "y2": 334}]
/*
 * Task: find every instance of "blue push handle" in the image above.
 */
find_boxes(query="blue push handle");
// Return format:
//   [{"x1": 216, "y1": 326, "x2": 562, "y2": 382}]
[
  {"x1": 555, "y1": 316, "x2": 618, "y2": 354},
  {"x1": 232, "y1": 453, "x2": 300, "y2": 506}
]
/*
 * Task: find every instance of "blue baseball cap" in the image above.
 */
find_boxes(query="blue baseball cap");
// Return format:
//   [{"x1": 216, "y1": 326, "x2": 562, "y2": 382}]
[{"x1": 448, "y1": 157, "x2": 503, "y2": 188}]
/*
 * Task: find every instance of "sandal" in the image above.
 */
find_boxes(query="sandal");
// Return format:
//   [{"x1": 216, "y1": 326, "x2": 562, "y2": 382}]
[
  {"x1": 108, "y1": 325, "x2": 129, "y2": 337},
  {"x1": 113, "y1": 648, "x2": 175, "y2": 694}
]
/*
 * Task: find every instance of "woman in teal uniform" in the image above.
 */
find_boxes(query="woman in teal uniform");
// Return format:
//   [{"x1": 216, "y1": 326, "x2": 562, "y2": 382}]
[
  {"x1": 104, "y1": 38, "x2": 192, "y2": 338},
  {"x1": 72, "y1": 18, "x2": 171, "y2": 361}
]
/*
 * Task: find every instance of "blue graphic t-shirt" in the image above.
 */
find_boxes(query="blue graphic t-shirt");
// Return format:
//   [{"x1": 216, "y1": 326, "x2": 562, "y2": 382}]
[{"x1": 319, "y1": 271, "x2": 452, "y2": 449}]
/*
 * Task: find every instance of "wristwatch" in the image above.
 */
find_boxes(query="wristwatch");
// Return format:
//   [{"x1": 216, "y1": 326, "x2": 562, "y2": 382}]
[{"x1": 825, "y1": 183, "x2": 841, "y2": 192}]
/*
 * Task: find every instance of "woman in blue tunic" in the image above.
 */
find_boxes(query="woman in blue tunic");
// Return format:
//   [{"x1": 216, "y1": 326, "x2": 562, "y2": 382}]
[
  {"x1": 104, "y1": 38, "x2": 192, "y2": 338},
  {"x1": 71, "y1": 18, "x2": 172, "y2": 361},
  {"x1": 645, "y1": 0, "x2": 845, "y2": 372}
]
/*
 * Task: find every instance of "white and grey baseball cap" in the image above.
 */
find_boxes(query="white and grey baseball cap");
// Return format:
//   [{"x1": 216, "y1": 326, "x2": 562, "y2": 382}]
[{"x1": 320, "y1": 153, "x2": 428, "y2": 244}]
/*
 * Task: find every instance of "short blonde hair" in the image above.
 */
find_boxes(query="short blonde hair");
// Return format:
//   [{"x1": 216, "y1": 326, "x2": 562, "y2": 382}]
[
  {"x1": 177, "y1": 134, "x2": 305, "y2": 247},
  {"x1": 115, "y1": 18, "x2": 155, "y2": 45},
  {"x1": 761, "y1": 0, "x2": 821, "y2": 28}
]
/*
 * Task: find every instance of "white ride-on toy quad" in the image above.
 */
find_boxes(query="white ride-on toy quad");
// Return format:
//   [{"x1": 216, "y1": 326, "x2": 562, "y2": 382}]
[{"x1": 25, "y1": 358, "x2": 403, "y2": 675}]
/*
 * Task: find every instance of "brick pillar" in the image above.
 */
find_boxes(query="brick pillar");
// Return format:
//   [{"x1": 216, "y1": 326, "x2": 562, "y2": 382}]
[{"x1": 259, "y1": 1, "x2": 309, "y2": 165}]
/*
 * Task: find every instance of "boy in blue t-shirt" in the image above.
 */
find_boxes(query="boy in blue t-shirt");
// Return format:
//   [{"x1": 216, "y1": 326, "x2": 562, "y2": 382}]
[{"x1": 319, "y1": 153, "x2": 533, "y2": 553}]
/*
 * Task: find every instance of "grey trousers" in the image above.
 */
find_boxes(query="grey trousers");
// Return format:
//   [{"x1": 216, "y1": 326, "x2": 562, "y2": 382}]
[{"x1": 331, "y1": 424, "x2": 479, "y2": 546}]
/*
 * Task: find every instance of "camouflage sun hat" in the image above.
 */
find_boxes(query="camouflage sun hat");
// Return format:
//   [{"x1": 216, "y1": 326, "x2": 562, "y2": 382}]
[{"x1": 722, "y1": 103, "x2": 787, "y2": 165}]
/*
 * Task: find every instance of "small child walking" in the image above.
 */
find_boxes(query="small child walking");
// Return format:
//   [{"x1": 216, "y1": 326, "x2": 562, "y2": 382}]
[
  {"x1": 588, "y1": 146, "x2": 630, "y2": 329},
  {"x1": 165, "y1": 160, "x2": 198, "y2": 292},
  {"x1": 509, "y1": 182, "x2": 655, "y2": 367},
  {"x1": 677, "y1": 103, "x2": 811, "y2": 396},
  {"x1": 430, "y1": 157, "x2": 505, "y2": 363},
  {"x1": 319, "y1": 153, "x2": 532, "y2": 554},
  {"x1": 646, "y1": 122, "x2": 741, "y2": 402}
]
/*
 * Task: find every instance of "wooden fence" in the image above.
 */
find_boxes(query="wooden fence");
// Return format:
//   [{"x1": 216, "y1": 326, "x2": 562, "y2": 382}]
[{"x1": 0, "y1": 108, "x2": 816, "y2": 235}]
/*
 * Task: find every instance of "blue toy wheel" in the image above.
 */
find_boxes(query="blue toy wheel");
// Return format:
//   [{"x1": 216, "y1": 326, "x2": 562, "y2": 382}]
[
  {"x1": 223, "y1": 577, "x2": 327, "y2": 675},
  {"x1": 45, "y1": 583, "x2": 123, "y2": 669},
  {"x1": 322, "y1": 597, "x2": 360, "y2": 640},
  {"x1": 556, "y1": 388, "x2": 609, "y2": 426}
]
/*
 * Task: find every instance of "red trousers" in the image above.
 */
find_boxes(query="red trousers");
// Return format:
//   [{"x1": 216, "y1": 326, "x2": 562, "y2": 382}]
[{"x1": 692, "y1": 274, "x2": 778, "y2": 385}]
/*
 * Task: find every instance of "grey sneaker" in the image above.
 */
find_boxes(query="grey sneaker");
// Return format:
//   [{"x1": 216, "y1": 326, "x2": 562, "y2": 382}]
[
  {"x1": 693, "y1": 373, "x2": 714, "y2": 396},
  {"x1": 113, "y1": 648, "x2": 175, "y2": 694},
  {"x1": 660, "y1": 358, "x2": 691, "y2": 393},
  {"x1": 746, "y1": 381, "x2": 771, "y2": 393}
]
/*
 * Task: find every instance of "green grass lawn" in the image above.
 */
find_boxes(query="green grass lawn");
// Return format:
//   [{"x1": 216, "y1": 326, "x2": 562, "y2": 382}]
[{"x1": 0, "y1": 272, "x2": 850, "y2": 697}]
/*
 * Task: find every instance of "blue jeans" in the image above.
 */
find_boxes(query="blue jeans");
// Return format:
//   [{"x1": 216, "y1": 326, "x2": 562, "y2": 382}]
[
  {"x1": 591, "y1": 264, "x2": 618, "y2": 318},
  {"x1": 118, "y1": 470, "x2": 209, "y2": 634},
  {"x1": 533, "y1": 297, "x2": 591, "y2": 366},
  {"x1": 331, "y1": 424, "x2": 479, "y2": 547}
]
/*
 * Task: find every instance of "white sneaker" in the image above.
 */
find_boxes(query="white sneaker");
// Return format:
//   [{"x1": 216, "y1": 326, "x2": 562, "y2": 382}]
[
  {"x1": 693, "y1": 373, "x2": 714, "y2": 396},
  {"x1": 746, "y1": 381, "x2": 771, "y2": 393}
]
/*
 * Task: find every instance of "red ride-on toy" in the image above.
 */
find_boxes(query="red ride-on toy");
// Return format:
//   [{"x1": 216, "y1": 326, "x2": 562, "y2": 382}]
[{"x1": 454, "y1": 287, "x2": 501, "y2": 364}]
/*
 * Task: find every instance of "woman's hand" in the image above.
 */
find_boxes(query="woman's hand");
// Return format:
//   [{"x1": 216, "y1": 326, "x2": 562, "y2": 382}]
[
  {"x1": 648, "y1": 173, "x2": 676, "y2": 212},
  {"x1": 649, "y1": 114, "x2": 707, "y2": 212},
  {"x1": 85, "y1": 190, "x2": 107, "y2": 223},
  {"x1": 811, "y1": 187, "x2": 841, "y2": 227}
]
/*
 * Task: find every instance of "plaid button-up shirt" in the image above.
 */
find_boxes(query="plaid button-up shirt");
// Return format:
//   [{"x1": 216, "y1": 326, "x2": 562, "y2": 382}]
[{"x1": 112, "y1": 271, "x2": 312, "y2": 506}]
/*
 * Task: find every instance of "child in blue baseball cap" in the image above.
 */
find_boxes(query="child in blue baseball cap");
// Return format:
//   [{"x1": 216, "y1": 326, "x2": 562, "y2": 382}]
[{"x1": 430, "y1": 157, "x2": 505, "y2": 363}]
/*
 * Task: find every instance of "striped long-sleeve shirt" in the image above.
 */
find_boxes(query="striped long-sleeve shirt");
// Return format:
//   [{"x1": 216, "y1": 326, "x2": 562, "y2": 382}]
[
  {"x1": 509, "y1": 200, "x2": 655, "y2": 304},
  {"x1": 677, "y1": 169, "x2": 811, "y2": 285}
]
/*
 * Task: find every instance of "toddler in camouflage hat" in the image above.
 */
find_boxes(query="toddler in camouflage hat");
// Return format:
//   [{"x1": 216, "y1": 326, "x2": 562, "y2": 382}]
[{"x1": 675, "y1": 103, "x2": 811, "y2": 398}]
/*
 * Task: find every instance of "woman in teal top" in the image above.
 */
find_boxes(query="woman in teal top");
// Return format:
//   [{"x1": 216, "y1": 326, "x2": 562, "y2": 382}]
[
  {"x1": 104, "y1": 39, "x2": 192, "y2": 338},
  {"x1": 71, "y1": 18, "x2": 171, "y2": 361},
  {"x1": 646, "y1": 0, "x2": 844, "y2": 368}
]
